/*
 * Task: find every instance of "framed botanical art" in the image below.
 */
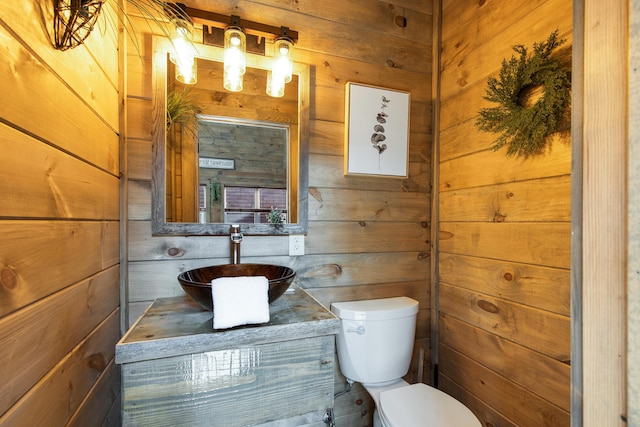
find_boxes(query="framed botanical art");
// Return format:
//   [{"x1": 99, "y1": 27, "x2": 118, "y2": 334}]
[{"x1": 344, "y1": 82, "x2": 411, "y2": 178}]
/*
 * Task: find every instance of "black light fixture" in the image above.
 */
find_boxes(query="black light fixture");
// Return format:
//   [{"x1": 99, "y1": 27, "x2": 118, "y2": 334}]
[
  {"x1": 53, "y1": 0, "x2": 104, "y2": 51},
  {"x1": 175, "y1": 4, "x2": 298, "y2": 97}
]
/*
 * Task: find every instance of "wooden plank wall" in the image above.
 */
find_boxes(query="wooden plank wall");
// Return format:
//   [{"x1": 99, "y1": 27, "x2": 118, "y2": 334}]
[
  {"x1": 0, "y1": 2, "x2": 121, "y2": 426},
  {"x1": 437, "y1": 1, "x2": 572, "y2": 425},
  {"x1": 628, "y1": 1, "x2": 640, "y2": 425},
  {"x1": 125, "y1": 1, "x2": 433, "y2": 425}
]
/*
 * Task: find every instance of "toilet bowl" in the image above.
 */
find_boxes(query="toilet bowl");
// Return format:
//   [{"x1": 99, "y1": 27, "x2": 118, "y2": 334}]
[
  {"x1": 331, "y1": 297, "x2": 481, "y2": 427},
  {"x1": 373, "y1": 381, "x2": 481, "y2": 426}
]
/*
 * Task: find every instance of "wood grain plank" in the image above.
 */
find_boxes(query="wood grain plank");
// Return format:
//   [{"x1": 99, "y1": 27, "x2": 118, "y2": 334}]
[
  {"x1": 128, "y1": 252, "x2": 429, "y2": 302},
  {"x1": 439, "y1": 137, "x2": 571, "y2": 192},
  {"x1": 439, "y1": 344, "x2": 570, "y2": 426},
  {"x1": 0, "y1": 267, "x2": 119, "y2": 414},
  {"x1": 439, "y1": 252, "x2": 570, "y2": 315},
  {"x1": 440, "y1": 0, "x2": 572, "y2": 101},
  {"x1": 582, "y1": 0, "x2": 628, "y2": 423},
  {"x1": 0, "y1": 310, "x2": 120, "y2": 425},
  {"x1": 183, "y1": 0, "x2": 431, "y2": 73},
  {"x1": 440, "y1": 313, "x2": 570, "y2": 411},
  {"x1": 0, "y1": 20, "x2": 119, "y2": 176},
  {"x1": 307, "y1": 221, "x2": 429, "y2": 254},
  {"x1": 0, "y1": 124, "x2": 120, "y2": 220},
  {"x1": 439, "y1": 373, "x2": 518, "y2": 427},
  {"x1": 0, "y1": 2, "x2": 120, "y2": 129},
  {"x1": 439, "y1": 222, "x2": 571, "y2": 269},
  {"x1": 439, "y1": 175, "x2": 571, "y2": 222},
  {"x1": 0, "y1": 221, "x2": 107, "y2": 316},
  {"x1": 308, "y1": 189, "x2": 429, "y2": 222},
  {"x1": 309, "y1": 154, "x2": 431, "y2": 193},
  {"x1": 439, "y1": 283, "x2": 570, "y2": 361},
  {"x1": 127, "y1": 220, "x2": 287, "y2": 261},
  {"x1": 68, "y1": 359, "x2": 122, "y2": 427},
  {"x1": 127, "y1": 138, "x2": 153, "y2": 181}
]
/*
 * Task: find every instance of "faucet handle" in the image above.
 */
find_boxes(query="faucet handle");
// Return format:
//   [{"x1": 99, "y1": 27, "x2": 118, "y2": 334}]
[{"x1": 230, "y1": 224, "x2": 243, "y2": 242}]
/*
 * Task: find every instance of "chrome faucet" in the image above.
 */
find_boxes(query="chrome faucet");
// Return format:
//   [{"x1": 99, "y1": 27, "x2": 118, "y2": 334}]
[{"x1": 230, "y1": 224, "x2": 242, "y2": 264}]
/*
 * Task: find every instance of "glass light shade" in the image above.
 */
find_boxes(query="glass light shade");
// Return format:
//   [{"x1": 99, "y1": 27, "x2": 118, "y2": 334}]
[
  {"x1": 176, "y1": 57, "x2": 197, "y2": 85},
  {"x1": 170, "y1": 21, "x2": 197, "y2": 85},
  {"x1": 169, "y1": 21, "x2": 195, "y2": 65},
  {"x1": 224, "y1": 68, "x2": 244, "y2": 92},
  {"x1": 223, "y1": 27, "x2": 247, "y2": 92},
  {"x1": 271, "y1": 38, "x2": 293, "y2": 83},
  {"x1": 266, "y1": 70, "x2": 286, "y2": 97}
]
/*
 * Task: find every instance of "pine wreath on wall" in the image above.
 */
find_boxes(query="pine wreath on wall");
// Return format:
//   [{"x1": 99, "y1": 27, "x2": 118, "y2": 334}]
[{"x1": 475, "y1": 30, "x2": 571, "y2": 157}]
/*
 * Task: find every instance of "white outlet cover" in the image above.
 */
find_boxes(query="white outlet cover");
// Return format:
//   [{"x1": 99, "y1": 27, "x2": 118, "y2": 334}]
[{"x1": 289, "y1": 235, "x2": 305, "y2": 256}]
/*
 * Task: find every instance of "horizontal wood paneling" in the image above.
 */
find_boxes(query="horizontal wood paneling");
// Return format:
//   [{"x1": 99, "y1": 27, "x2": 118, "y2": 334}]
[
  {"x1": 439, "y1": 344, "x2": 570, "y2": 426},
  {"x1": 439, "y1": 138, "x2": 571, "y2": 191},
  {"x1": 0, "y1": 266, "x2": 119, "y2": 415},
  {"x1": 440, "y1": 313, "x2": 570, "y2": 411},
  {"x1": 68, "y1": 359, "x2": 122, "y2": 427},
  {"x1": 185, "y1": 0, "x2": 432, "y2": 73},
  {"x1": 439, "y1": 175, "x2": 571, "y2": 222},
  {"x1": 440, "y1": 0, "x2": 572, "y2": 102},
  {"x1": 439, "y1": 283, "x2": 570, "y2": 361},
  {"x1": 0, "y1": 3, "x2": 122, "y2": 425},
  {"x1": 128, "y1": 251, "x2": 428, "y2": 301},
  {"x1": 0, "y1": 2, "x2": 120, "y2": 130},
  {"x1": 308, "y1": 189, "x2": 430, "y2": 222},
  {"x1": 310, "y1": 153, "x2": 431, "y2": 192},
  {"x1": 437, "y1": 1, "x2": 572, "y2": 423},
  {"x1": 0, "y1": 309, "x2": 120, "y2": 425},
  {"x1": 439, "y1": 222, "x2": 571, "y2": 269},
  {"x1": 0, "y1": 124, "x2": 120, "y2": 220},
  {"x1": 439, "y1": 253, "x2": 570, "y2": 316},
  {"x1": 0, "y1": 11, "x2": 119, "y2": 176},
  {"x1": 0, "y1": 221, "x2": 118, "y2": 316}
]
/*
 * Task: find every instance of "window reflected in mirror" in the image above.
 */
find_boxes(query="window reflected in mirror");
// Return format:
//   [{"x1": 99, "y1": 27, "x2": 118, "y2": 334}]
[{"x1": 189, "y1": 117, "x2": 291, "y2": 224}]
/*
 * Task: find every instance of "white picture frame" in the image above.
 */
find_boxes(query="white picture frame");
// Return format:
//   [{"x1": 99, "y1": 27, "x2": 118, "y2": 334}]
[{"x1": 344, "y1": 82, "x2": 411, "y2": 178}]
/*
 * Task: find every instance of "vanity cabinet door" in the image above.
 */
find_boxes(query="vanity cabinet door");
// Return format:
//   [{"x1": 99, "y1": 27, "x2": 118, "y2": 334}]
[{"x1": 121, "y1": 336, "x2": 334, "y2": 426}]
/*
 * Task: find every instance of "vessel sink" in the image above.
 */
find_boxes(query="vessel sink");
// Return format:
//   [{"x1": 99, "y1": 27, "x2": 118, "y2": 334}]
[{"x1": 177, "y1": 264, "x2": 296, "y2": 311}]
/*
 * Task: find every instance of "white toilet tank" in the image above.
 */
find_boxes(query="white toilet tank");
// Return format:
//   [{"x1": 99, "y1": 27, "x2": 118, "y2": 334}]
[{"x1": 331, "y1": 297, "x2": 419, "y2": 386}]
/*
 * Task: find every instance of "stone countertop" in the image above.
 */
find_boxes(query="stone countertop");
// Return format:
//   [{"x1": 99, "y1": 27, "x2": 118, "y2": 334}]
[{"x1": 115, "y1": 287, "x2": 340, "y2": 364}]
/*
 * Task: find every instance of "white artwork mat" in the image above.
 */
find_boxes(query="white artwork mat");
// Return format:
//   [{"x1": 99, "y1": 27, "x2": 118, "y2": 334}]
[{"x1": 345, "y1": 82, "x2": 410, "y2": 178}]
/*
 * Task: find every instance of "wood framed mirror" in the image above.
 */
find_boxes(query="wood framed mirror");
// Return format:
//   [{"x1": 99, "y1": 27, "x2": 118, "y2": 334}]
[{"x1": 151, "y1": 36, "x2": 309, "y2": 235}]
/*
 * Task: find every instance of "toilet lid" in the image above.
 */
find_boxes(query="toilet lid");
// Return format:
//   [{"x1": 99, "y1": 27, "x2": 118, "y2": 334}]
[{"x1": 379, "y1": 383, "x2": 481, "y2": 427}]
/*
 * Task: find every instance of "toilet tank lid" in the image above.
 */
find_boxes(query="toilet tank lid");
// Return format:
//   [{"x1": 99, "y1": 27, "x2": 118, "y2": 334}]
[{"x1": 331, "y1": 297, "x2": 419, "y2": 321}]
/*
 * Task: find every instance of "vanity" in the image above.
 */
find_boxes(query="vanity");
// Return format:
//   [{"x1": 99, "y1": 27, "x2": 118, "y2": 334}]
[{"x1": 116, "y1": 287, "x2": 339, "y2": 426}]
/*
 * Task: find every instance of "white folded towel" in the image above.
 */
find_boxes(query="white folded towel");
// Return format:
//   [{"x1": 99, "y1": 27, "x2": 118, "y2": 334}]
[{"x1": 211, "y1": 276, "x2": 270, "y2": 329}]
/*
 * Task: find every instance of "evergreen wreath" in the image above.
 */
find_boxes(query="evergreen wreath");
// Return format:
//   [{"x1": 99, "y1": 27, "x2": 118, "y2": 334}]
[{"x1": 475, "y1": 30, "x2": 571, "y2": 157}]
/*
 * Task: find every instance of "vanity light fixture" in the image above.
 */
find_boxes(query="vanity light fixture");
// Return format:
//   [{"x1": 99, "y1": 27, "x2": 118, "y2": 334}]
[{"x1": 173, "y1": 4, "x2": 298, "y2": 97}]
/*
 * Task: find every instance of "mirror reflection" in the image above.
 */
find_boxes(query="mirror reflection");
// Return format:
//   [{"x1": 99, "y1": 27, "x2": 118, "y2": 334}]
[
  {"x1": 152, "y1": 38, "x2": 309, "y2": 235},
  {"x1": 195, "y1": 116, "x2": 291, "y2": 224}
]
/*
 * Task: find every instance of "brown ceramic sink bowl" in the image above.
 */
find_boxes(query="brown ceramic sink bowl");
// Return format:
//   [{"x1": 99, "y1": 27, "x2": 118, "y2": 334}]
[{"x1": 177, "y1": 263, "x2": 296, "y2": 311}]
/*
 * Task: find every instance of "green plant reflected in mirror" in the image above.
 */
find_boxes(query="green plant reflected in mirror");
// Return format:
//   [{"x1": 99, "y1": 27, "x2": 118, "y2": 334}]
[{"x1": 151, "y1": 37, "x2": 309, "y2": 235}]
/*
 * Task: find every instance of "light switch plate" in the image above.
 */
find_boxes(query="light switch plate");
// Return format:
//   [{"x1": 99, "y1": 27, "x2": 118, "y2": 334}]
[{"x1": 289, "y1": 235, "x2": 305, "y2": 256}]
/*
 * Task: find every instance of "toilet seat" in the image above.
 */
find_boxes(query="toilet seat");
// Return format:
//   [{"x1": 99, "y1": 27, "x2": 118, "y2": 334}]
[{"x1": 378, "y1": 383, "x2": 481, "y2": 427}]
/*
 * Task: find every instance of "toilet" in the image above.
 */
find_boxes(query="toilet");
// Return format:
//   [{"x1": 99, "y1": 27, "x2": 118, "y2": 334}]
[{"x1": 331, "y1": 297, "x2": 481, "y2": 427}]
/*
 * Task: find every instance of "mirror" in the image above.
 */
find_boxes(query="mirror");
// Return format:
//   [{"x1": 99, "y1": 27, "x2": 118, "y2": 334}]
[{"x1": 151, "y1": 37, "x2": 309, "y2": 235}]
